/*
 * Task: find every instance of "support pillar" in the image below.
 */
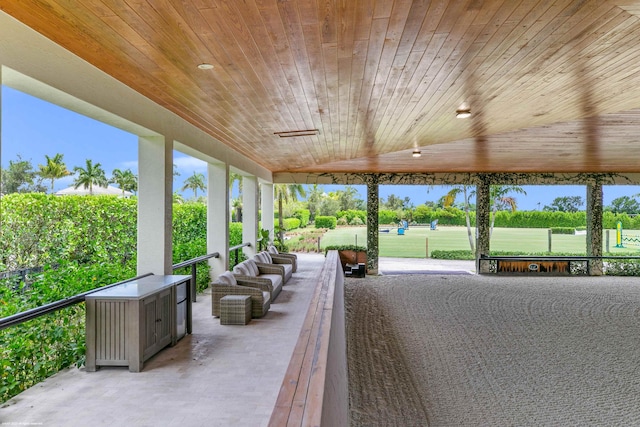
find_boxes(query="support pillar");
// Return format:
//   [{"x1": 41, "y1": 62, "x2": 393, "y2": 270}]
[
  {"x1": 0, "y1": 66, "x2": 3, "y2": 187},
  {"x1": 208, "y1": 163, "x2": 229, "y2": 279},
  {"x1": 476, "y1": 178, "x2": 491, "y2": 273},
  {"x1": 366, "y1": 180, "x2": 379, "y2": 275},
  {"x1": 586, "y1": 183, "x2": 603, "y2": 275},
  {"x1": 261, "y1": 183, "x2": 274, "y2": 245},
  {"x1": 137, "y1": 136, "x2": 173, "y2": 275},
  {"x1": 242, "y1": 175, "x2": 258, "y2": 258}
]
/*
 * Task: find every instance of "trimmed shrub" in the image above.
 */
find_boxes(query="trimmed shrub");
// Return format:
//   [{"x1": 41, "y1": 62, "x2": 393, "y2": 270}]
[
  {"x1": 337, "y1": 216, "x2": 348, "y2": 226},
  {"x1": 551, "y1": 227, "x2": 576, "y2": 234},
  {"x1": 335, "y1": 209, "x2": 366, "y2": 224},
  {"x1": 315, "y1": 216, "x2": 337, "y2": 229},
  {"x1": 283, "y1": 217, "x2": 301, "y2": 231},
  {"x1": 430, "y1": 250, "x2": 474, "y2": 260},
  {"x1": 349, "y1": 216, "x2": 364, "y2": 226},
  {"x1": 378, "y1": 210, "x2": 397, "y2": 224},
  {"x1": 293, "y1": 209, "x2": 310, "y2": 228}
]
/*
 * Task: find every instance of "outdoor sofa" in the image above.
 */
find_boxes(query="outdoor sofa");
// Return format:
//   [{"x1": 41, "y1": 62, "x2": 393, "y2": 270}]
[
  {"x1": 267, "y1": 245, "x2": 298, "y2": 272},
  {"x1": 233, "y1": 258, "x2": 284, "y2": 300}
]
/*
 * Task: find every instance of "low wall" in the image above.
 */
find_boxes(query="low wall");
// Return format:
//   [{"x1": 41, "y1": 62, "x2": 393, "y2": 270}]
[{"x1": 269, "y1": 250, "x2": 349, "y2": 426}]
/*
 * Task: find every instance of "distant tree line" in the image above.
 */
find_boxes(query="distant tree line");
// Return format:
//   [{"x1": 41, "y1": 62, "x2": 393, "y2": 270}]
[{"x1": 0, "y1": 153, "x2": 137, "y2": 196}]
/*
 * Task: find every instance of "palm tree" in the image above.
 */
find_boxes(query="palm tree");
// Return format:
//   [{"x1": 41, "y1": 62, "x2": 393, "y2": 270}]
[
  {"x1": 307, "y1": 184, "x2": 324, "y2": 220},
  {"x1": 110, "y1": 168, "x2": 138, "y2": 196},
  {"x1": 489, "y1": 185, "x2": 526, "y2": 237},
  {"x1": 181, "y1": 172, "x2": 206, "y2": 199},
  {"x1": 73, "y1": 159, "x2": 108, "y2": 195},
  {"x1": 232, "y1": 197, "x2": 243, "y2": 222},
  {"x1": 229, "y1": 172, "x2": 243, "y2": 195},
  {"x1": 173, "y1": 192, "x2": 185, "y2": 204},
  {"x1": 274, "y1": 184, "x2": 306, "y2": 242},
  {"x1": 444, "y1": 185, "x2": 476, "y2": 252},
  {"x1": 37, "y1": 153, "x2": 70, "y2": 192}
]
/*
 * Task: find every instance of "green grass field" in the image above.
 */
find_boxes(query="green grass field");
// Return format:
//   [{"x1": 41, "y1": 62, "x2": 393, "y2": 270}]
[{"x1": 318, "y1": 225, "x2": 636, "y2": 258}]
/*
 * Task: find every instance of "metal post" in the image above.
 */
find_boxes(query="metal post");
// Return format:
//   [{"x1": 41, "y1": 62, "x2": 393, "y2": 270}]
[
  {"x1": 606, "y1": 229, "x2": 610, "y2": 253},
  {"x1": 186, "y1": 278, "x2": 193, "y2": 334},
  {"x1": 425, "y1": 237, "x2": 429, "y2": 258},
  {"x1": 191, "y1": 264, "x2": 197, "y2": 303},
  {"x1": 548, "y1": 229, "x2": 552, "y2": 253}
]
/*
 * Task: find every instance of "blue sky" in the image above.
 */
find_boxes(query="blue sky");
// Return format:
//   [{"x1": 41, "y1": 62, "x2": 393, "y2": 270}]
[{"x1": 3, "y1": 85, "x2": 640, "y2": 209}]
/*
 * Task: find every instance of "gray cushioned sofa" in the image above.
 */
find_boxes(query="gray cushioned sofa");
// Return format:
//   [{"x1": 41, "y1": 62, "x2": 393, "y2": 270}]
[
  {"x1": 253, "y1": 251, "x2": 293, "y2": 283},
  {"x1": 233, "y1": 258, "x2": 283, "y2": 300}
]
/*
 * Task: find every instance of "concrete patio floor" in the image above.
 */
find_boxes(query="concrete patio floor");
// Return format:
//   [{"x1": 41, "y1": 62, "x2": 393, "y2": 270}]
[
  {"x1": 0, "y1": 254, "x2": 469, "y2": 427},
  {"x1": 1, "y1": 254, "x2": 327, "y2": 427}
]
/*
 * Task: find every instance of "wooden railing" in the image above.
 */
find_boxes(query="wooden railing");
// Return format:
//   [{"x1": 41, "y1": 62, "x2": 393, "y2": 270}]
[{"x1": 269, "y1": 250, "x2": 349, "y2": 427}]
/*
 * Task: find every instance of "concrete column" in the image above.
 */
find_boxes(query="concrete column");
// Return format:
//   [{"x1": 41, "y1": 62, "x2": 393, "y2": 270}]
[
  {"x1": 137, "y1": 135, "x2": 173, "y2": 275},
  {"x1": 475, "y1": 178, "x2": 491, "y2": 273},
  {"x1": 208, "y1": 163, "x2": 229, "y2": 279},
  {"x1": 366, "y1": 181, "x2": 379, "y2": 275},
  {"x1": 586, "y1": 183, "x2": 603, "y2": 275},
  {"x1": 242, "y1": 175, "x2": 258, "y2": 257},
  {"x1": 0, "y1": 67, "x2": 3, "y2": 192},
  {"x1": 261, "y1": 182, "x2": 275, "y2": 245}
]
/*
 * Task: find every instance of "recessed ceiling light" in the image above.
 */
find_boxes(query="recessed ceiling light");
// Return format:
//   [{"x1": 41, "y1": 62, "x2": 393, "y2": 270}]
[
  {"x1": 456, "y1": 109, "x2": 471, "y2": 119},
  {"x1": 412, "y1": 149, "x2": 421, "y2": 158},
  {"x1": 197, "y1": 63, "x2": 214, "y2": 70}
]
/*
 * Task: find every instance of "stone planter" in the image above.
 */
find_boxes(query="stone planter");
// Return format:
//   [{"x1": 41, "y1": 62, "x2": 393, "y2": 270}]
[{"x1": 337, "y1": 249, "x2": 367, "y2": 272}]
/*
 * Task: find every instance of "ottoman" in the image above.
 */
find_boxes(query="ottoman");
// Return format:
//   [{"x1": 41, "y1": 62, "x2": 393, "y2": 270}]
[{"x1": 220, "y1": 295, "x2": 251, "y2": 325}]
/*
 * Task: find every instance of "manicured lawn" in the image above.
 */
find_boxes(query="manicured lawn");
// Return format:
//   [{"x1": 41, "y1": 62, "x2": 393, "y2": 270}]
[{"x1": 319, "y1": 225, "x2": 632, "y2": 258}]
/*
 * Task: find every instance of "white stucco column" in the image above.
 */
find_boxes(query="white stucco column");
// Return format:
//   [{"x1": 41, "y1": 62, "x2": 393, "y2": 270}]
[
  {"x1": 0, "y1": 67, "x2": 3, "y2": 182},
  {"x1": 261, "y1": 182, "x2": 274, "y2": 245},
  {"x1": 208, "y1": 162, "x2": 229, "y2": 279},
  {"x1": 242, "y1": 175, "x2": 259, "y2": 257},
  {"x1": 137, "y1": 135, "x2": 173, "y2": 275}
]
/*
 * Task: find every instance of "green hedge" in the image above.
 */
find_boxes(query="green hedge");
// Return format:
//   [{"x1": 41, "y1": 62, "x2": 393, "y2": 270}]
[
  {"x1": 282, "y1": 217, "x2": 301, "y2": 231},
  {"x1": 378, "y1": 210, "x2": 397, "y2": 224},
  {"x1": 1, "y1": 194, "x2": 137, "y2": 271},
  {"x1": 430, "y1": 250, "x2": 474, "y2": 260},
  {"x1": 550, "y1": 227, "x2": 576, "y2": 234},
  {"x1": 293, "y1": 209, "x2": 310, "y2": 228},
  {"x1": 315, "y1": 216, "x2": 337, "y2": 229},
  {"x1": 336, "y1": 209, "x2": 366, "y2": 224}
]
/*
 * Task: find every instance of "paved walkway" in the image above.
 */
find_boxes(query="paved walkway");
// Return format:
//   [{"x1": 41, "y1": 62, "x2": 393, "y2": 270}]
[
  {"x1": 0, "y1": 253, "x2": 325, "y2": 427},
  {"x1": 379, "y1": 257, "x2": 475, "y2": 275}
]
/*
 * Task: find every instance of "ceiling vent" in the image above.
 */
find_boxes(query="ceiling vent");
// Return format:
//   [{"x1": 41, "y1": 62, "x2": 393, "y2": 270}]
[{"x1": 274, "y1": 129, "x2": 319, "y2": 137}]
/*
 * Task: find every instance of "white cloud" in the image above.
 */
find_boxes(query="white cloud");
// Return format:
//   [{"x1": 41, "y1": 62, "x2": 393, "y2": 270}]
[
  {"x1": 173, "y1": 156, "x2": 207, "y2": 173},
  {"x1": 52, "y1": 175, "x2": 76, "y2": 191},
  {"x1": 118, "y1": 160, "x2": 139, "y2": 172}
]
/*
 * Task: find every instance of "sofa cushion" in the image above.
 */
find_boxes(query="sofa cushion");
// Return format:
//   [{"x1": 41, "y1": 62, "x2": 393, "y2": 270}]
[
  {"x1": 260, "y1": 273, "x2": 283, "y2": 288},
  {"x1": 218, "y1": 271, "x2": 237, "y2": 286},
  {"x1": 246, "y1": 259, "x2": 260, "y2": 276},
  {"x1": 255, "y1": 251, "x2": 271, "y2": 264},
  {"x1": 233, "y1": 262, "x2": 251, "y2": 276},
  {"x1": 268, "y1": 246, "x2": 279, "y2": 255}
]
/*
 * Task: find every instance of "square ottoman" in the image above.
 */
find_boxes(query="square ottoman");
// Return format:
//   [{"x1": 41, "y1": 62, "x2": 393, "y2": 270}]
[{"x1": 220, "y1": 295, "x2": 251, "y2": 325}]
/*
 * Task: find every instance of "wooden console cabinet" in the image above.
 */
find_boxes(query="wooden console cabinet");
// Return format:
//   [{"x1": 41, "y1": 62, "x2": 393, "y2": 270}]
[{"x1": 85, "y1": 275, "x2": 191, "y2": 372}]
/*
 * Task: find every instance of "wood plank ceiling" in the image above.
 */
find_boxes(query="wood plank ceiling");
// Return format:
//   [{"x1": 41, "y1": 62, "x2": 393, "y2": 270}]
[{"x1": 3, "y1": 0, "x2": 640, "y2": 174}]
